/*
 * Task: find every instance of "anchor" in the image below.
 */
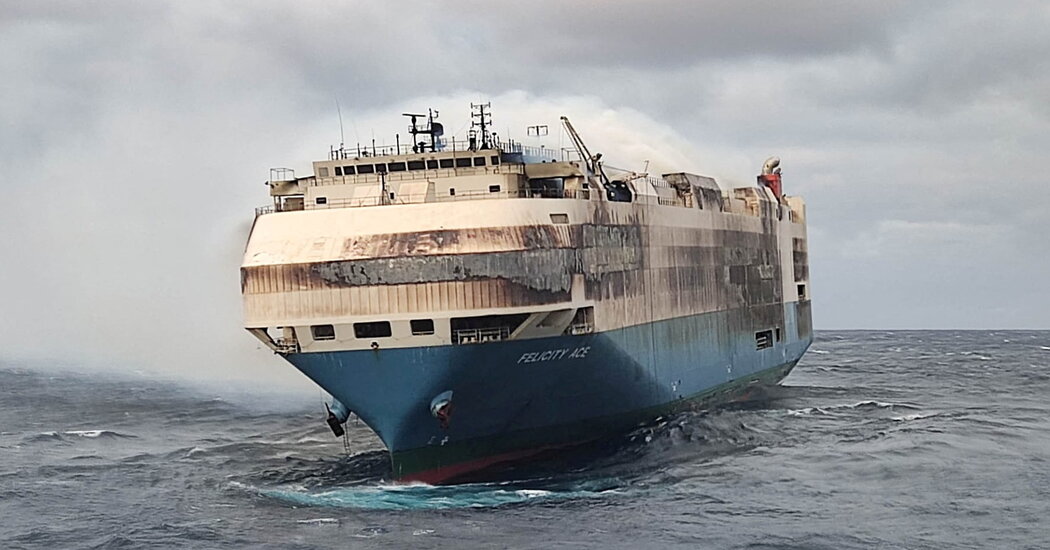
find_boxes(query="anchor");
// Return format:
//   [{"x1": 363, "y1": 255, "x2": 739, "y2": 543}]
[
  {"x1": 324, "y1": 398, "x2": 351, "y2": 437},
  {"x1": 430, "y1": 390, "x2": 454, "y2": 430}
]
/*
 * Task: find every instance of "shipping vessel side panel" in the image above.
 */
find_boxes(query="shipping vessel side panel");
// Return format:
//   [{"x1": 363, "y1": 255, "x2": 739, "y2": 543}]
[{"x1": 286, "y1": 300, "x2": 808, "y2": 478}]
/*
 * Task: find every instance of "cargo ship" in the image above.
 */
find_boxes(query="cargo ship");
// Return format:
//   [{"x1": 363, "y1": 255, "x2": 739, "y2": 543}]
[{"x1": 241, "y1": 104, "x2": 812, "y2": 483}]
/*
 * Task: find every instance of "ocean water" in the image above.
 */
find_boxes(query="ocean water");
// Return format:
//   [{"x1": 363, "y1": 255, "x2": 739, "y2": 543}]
[{"x1": 2, "y1": 330, "x2": 1049, "y2": 549}]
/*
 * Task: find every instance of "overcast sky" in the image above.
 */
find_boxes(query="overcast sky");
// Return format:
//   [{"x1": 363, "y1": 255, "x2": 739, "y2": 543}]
[{"x1": 2, "y1": 1, "x2": 1048, "y2": 384}]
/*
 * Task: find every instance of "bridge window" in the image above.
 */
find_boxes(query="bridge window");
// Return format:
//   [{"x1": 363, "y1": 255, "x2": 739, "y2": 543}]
[
  {"x1": 426, "y1": 160, "x2": 439, "y2": 169},
  {"x1": 343, "y1": 165, "x2": 356, "y2": 175},
  {"x1": 354, "y1": 321, "x2": 391, "y2": 339},
  {"x1": 334, "y1": 166, "x2": 343, "y2": 176},
  {"x1": 455, "y1": 157, "x2": 472, "y2": 168},
  {"x1": 489, "y1": 185, "x2": 501, "y2": 193},
  {"x1": 490, "y1": 155, "x2": 500, "y2": 165},
  {"x1": 439, "y1": 158, "x2": 454, "y2": 168},
  {"x1": 357, "y1": 164, "x2": 375, "y2": 174},
  {"x1": 411, "y1": 319, "x2": 435, "y2": 335},
  {"x1": 407, "y1": 160, "x2": 425, "y2": 170},
  {"x1": 318, "y1": 167, "x2": 329, "y2": 177},
  {"x1": 388, "y1": 161, "x2": 407, "y2": 172},
  {"x1": 474, "y1": 157, "x2": 487, "y2": 167},
  {"x1": 311, "y1": 324, "x2": 335, "y2": 341}
]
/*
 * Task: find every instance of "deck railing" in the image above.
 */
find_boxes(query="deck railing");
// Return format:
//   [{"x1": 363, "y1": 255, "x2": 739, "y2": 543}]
[
  {"x1": 452, "y1": 327, "x2": 510, "y2": 345},
  {"x1": 273, "y1": 337, "x2": 300, "y2": 354},
  {"x1": 253, "y1": 187, "x2": 699, "y2": 216},
  {"x1": 328, "y1": 139, "x2": 561, "y2": 161},
  {"x1": 566, "y1": 323, "x2": 594, "y2": 335},
  {"x1": 258, "y1": 188, "x2": 590, "y2": 214}
]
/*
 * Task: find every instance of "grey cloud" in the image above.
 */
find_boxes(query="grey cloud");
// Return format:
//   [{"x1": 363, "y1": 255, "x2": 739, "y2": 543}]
[
  {"x1": 457, "y1": 0, "x2": 915, "y2": 69},
  {"x1": 2, "y1": 1, "x2": 1048, "y2": 386}
]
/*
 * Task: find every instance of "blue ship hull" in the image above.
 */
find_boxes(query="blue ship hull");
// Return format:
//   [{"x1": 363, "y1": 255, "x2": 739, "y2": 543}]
[{"x1": 286, "y1": 302, "x2": 812, "y2": 483}]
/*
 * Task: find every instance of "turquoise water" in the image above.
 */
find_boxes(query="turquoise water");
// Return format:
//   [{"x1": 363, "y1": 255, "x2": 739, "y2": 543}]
[{"x1": 256, "y1": 478, "x2": 624, "y2": 511}]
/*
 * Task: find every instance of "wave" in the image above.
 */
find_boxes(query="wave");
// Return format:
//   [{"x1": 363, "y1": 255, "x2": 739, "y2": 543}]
[
  {"x1": 784, "y1": 400, "x2": 921, "y2": 417},
  {"x1": 229, "y1": 478, "x2": 622, "y2": 511},
  {"x1": 890, "y1": 413, "x2": 941, "y2": 422},
  {"x1": 296, "y1": 518, "x2": 340, "y2": 525},
  {"x1": 843, "y1": 400, "x2": 920, "y2": 410},
  {"x1": 786, "y1": 407, "x2": 832, "y2": 417},
  {"x1": 21, "y1": 429, "x2": 137, "y2": 443},
  {"x1": 62, "y1": 430, "x2": 135, "y2": 439},
  {"x1": 22, "y1": 431, "x2": 66, "y2": 443}
]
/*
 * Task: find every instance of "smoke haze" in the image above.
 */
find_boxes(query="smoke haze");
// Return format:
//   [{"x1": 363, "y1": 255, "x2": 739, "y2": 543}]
[{"x1": 2, "y1": 1, "x2": 1047, "y2": 384}]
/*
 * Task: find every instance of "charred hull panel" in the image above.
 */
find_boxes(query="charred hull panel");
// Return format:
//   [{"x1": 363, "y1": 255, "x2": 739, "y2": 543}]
[{"x1": 285, "y1": 302, "x2": 811, "y2": 482}]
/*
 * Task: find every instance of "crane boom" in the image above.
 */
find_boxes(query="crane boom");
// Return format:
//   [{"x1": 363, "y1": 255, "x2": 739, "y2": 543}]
[{"x1": 560, "y1": 116, "x2": 609, "y2": 189}]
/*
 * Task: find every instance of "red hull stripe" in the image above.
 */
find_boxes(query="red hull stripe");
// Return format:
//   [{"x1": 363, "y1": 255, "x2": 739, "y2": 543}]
[{"x1": 398, "y1": 443, "x2": 576, "y2": 485}]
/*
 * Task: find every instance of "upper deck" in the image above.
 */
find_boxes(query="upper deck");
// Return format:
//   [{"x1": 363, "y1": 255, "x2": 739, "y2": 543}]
[
  {"x1": 254, "y1": 108, "x2": 805, "y2": 224},
  {"x1": 242, "y1": 107, "x2": 810, "y2": 355}
]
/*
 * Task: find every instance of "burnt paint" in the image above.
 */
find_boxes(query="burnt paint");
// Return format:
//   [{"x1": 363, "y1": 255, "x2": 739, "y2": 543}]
[{"x1": 243, "y1": 196, "x2": 805, "y2": 335}]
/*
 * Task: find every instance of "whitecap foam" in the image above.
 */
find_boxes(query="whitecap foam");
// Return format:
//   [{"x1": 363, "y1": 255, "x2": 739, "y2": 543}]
[
  {"x1": 22, "y1": 431, "x2": 66, "y2": 444},
  {"x1": 294, "y1": 436, "x2": 330, "y2": 444},
  {"x1": 297, "y1": 518, "x2": 339, "y2": 525},
  {"x1": 891, "y1": 413, "x2": 936, "y2": 422},
  {"x1": 785, "y1": 407, "x2": 830, "y2": 417},
  {"x1": 842, "y1": 400, "x2": 918, "y2": 410},
  {"x1": 255, "y1": 479, "x2": 622, "y2": 511},
  {"x1": 182, "y1": 446, "x2": 207, "y2": 458},
  {"x1": 64, "y1": 430, "x2": 105, "y2": 438},
  {"x1": 787, "y1": 401, "x2": 917, "y2": 416},
  {"x1": 515, "y1": 489, "x2": 552, "y2": 498},
  {"x1": 62, "y1": 430, "x2": 134, "y2": 439}
]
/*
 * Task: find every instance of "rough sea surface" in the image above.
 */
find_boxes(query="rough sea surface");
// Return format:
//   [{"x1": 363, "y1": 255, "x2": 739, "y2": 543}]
[{"x1": 2, "y1": 330, "x2": 1049, "y2": 549}]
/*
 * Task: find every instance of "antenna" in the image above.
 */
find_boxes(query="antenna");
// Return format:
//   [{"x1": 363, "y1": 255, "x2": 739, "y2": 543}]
[
  {"x1": 403, "y1": 108, "x2": 443, "y2": 152},
  {"x1": 471, "y1": 102, "x2": 493, "y2": 149},
  {"x1": 335, "y1": 99, "x2": 345, "y2": 150},
  {"x1": 527, "y1": 125, "x2": 549, "y2": 137}
]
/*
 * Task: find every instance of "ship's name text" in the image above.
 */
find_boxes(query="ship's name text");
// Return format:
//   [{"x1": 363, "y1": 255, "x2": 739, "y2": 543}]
[{"x1": 517, "y1": 346, "x2": 590, "y2": 364}]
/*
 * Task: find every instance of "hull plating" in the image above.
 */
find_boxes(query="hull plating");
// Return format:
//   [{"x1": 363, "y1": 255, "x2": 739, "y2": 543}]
[{"x1": 287, "y1": 302, "x2": 812, "y2": 481}]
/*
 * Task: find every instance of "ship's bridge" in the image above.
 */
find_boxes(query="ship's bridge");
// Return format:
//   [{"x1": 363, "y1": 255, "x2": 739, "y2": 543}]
[{"x1": 257, "y1": 139, "x2": 598, "y2": 215}]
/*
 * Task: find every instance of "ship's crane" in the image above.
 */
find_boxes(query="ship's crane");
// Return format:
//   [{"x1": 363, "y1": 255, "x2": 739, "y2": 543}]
[{"x1": 560, "y1": 116, "x2": 610, "y2": 192}]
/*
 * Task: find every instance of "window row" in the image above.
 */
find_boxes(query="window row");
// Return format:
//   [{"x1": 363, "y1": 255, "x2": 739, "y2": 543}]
[
  {"x1": 310, "y1": 319, "x2": 435, "y2": 341},
  {"x1": 333, "y1": 156, "x2": 498, "y2": 176}
]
